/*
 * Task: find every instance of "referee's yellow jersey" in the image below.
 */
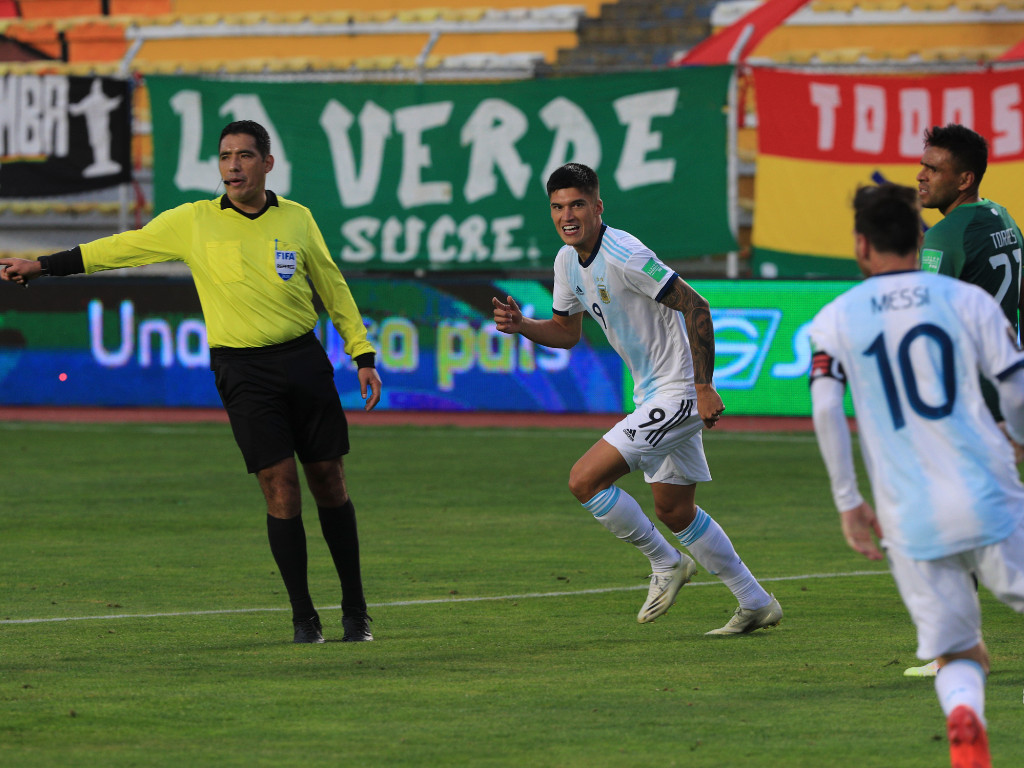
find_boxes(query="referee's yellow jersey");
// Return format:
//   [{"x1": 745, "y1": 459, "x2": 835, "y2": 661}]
[{"x1": 81, "y1": 193, "x2": 376, "y2": 356}]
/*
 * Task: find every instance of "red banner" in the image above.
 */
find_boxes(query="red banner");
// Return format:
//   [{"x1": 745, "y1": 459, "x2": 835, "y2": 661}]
[{"x1": 756, "y1": 68, "x2": 1024, "y2": 163}]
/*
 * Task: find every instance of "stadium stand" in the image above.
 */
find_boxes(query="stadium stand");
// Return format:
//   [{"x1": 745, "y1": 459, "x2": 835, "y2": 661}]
[
  {"x1": 2, "y1": 4, "x2": 591, "y2": 73},
  {"x1": 548, "y1": 0, "x2": 711, "y2": 72},
  {"x1": 722, "y1": 0, "x2": 1024, "y2": 65}
]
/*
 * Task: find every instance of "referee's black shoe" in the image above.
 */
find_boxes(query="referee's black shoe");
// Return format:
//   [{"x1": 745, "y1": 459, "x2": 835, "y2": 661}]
[
  {"x1": 342, "y1": 611, "x2": 373, "y2": 642},
  {"x1": 293, "y1": 614, "x2": 325, "y2": 644}
]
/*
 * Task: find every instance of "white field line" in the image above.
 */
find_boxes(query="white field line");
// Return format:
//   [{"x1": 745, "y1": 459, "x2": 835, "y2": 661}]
[
  {"x1": 0, "y1": 422, "x2": 222, "y2": 436},
  {"x1": 0, "y1": 422, "x2": 822, "y2": 443},
  {"x1": 1, "y1": 570, "x2": 888, "y2": 625}
]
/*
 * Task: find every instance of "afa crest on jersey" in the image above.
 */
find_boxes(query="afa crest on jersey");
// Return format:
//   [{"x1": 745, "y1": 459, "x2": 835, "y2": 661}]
[
  {"x1": 274, "y1": 240, "x2": 297, "y2": 281},
  {"x1": 595, "y1": 274, "x2": 611, "y2": 303}
]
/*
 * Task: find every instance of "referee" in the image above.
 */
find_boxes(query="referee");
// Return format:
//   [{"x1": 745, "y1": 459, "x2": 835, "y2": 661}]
[{"x1": 0, "y1": 120, "x2": 381, "y2": 644}]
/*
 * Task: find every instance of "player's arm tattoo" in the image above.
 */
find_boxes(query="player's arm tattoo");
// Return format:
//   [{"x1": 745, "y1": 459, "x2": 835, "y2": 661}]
[{"x1": 659, "y1": 279, "x2": 715, "y2": 385}]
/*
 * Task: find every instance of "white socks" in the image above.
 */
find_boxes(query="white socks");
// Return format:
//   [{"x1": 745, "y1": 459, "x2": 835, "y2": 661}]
[
  {"x1": 675, "y1": 506, "x2": 772, "y2": 610},
  {"x1": 583, "y1": 486, "x2": 680, "y2": 572},
  {"x1": 936, "y1": 659, "x2": 986, "y2": 724}
]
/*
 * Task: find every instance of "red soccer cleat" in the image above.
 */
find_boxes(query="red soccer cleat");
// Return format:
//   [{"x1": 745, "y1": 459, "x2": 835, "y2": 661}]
[{"x1": 947, "y1": 705, "x2": 991, "y2": 768}]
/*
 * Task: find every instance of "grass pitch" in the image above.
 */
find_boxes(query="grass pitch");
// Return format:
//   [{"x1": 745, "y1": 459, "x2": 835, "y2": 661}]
[{"x1": 1, "y1": 419, "x2": 1021, "y2": 767}]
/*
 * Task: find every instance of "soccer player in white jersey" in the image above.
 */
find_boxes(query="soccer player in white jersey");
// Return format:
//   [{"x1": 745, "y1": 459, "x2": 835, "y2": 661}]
[
  {"x1": 492, "y1": 163, "x2": 781, "y2": 634},
  {"x1": 809, "y1": 183, "x2": 1024, "y2": 768}
]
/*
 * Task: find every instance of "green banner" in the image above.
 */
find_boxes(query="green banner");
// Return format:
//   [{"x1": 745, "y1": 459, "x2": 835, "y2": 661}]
[
  {"x1": 146, "y1": 69, "x2": 737, "y2": 271},
  {"x1": 700, "y1": 279, "x2": 857, "y2": 417}
]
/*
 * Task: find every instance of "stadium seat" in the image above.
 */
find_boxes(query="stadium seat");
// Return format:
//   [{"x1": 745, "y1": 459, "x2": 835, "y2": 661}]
[
  {"x1": 65, "y1": 60, "x2": 121, "y2": 74},
  {"x1": 855, "y1": 0, "x2": 908, "y2": 11},
  {"x1": 808, "y1": 0, "x2": 860, "y2": 12},
  {"x1": 952, "y1": 0, "x2": 1012, "y2": 9},
  {"x1": 3, "y1": 21, "x2": 63, "y2": 59},
  {"x1": 16, "y1": 0, "x2": 102, "y2": 18},
  {"x1": 918, "y1": 44, "x2": 1003, "y2": 61},
  {"x1": 816, "y1": 46, "x2": 870, "y2": 63},
  {"x1": 170, "y1": 0, "x2": 605, "y2": 14},
  {"x1": 444, "y1": 7, "x2": 487, "y2": 21},
  {"x1": 770, "y1": 48, "x2": 817, "y2": 64},
  {"x1": 109, "y1": 0, "x2": 172, "y2": 14},
  {"x1": 64, "y1": 20, "x2": 129, "y2": 62},
  {"x1": 902, "y1": 0, "x2": 955, "y2": 10},
  {"x1": 397, "y1": 8, "x2": 443, "y2": 22}
]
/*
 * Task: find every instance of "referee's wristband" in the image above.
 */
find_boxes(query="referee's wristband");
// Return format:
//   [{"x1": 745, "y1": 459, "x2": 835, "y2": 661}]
[
  {"x1": 38, "y1": 247, "x2": 85, "y2": 277},
  {"x1": 355, "y1": 353, "x2": 376, "y2": 369}
]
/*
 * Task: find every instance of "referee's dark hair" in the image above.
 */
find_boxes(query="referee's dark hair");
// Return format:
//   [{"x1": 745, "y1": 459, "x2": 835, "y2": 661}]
[
  {"x1": 220, "y1": 120, "x2": 271, "y2": 159},
  {"x1": 547, "y1": 163, "x2": 599, "y2": 197},
  {"x1": 853, "y1": 183, "x2": 921, "y2": 257}
]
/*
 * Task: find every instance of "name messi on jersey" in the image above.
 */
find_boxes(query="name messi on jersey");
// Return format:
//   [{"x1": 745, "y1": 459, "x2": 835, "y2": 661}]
[
  {"x1": 871, "y1": 286, "x2": 929, "y2": 313},
  {"x1": 990, "y1": 228, "x2": 1018, "y2": 249}
]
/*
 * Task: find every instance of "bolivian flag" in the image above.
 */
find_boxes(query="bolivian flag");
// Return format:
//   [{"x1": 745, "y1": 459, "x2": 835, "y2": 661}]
[{"x1": 751, "y1": 67, "x2": 1024, "y2": 278}]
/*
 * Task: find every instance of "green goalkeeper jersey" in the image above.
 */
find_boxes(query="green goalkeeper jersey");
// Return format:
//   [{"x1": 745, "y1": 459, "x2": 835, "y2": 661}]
[
  {"x1": 920, "y1": 199, "x2": 1022, "y2": 332},
  {"x1": 80, "y1": 192, "x2": 375, "y2": 355}
]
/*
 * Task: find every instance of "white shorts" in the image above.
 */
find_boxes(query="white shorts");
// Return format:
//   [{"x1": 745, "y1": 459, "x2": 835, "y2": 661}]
[
  {"x1": 601, "y1": 396, "x2": 711, "y2": 486},
  {"x1": 887, "y1": 518, "x2": 1024, "y2": 660}
]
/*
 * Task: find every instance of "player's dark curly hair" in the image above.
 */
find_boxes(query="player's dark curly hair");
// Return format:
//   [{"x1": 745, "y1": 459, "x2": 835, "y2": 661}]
[
  {"x1": 546, "y1": 163, "x2": 599, "y2": 197},
  {"x1": 853, "y1": 183, "x2": 921, "y2": 256},
  {"x1": 924, "y1": 124, "x2": 987, "y2": 185},
  {"x1": 220, "y1": 120, "x2": 271, "y2": 159}
]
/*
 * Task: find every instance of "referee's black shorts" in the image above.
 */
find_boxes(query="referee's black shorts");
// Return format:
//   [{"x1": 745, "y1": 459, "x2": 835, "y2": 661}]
[{"x1": 211, "y1": 331, "x2": 349, "y2": 474}]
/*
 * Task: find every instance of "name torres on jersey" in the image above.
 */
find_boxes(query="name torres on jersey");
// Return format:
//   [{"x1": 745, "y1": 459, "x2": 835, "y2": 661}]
[{"x1": 990, "y1": 228, "x2": 1018, "y2": 249}]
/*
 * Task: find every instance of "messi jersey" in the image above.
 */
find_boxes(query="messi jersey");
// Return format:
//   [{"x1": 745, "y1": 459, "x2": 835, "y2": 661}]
[
  {"x1": 808, "y1": 270, "x2": 1024, "y2": 559},
  {"x1": 552, "y1": 224, "x2": 694, "y2": 405},
  {"x1": 920, "y1": 199, "x2": 1023, "y2": 332}
]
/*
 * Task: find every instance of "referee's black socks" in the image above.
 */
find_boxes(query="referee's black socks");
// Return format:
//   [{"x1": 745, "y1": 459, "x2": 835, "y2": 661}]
[
  {"x1": 266, "y1": 514, "x2": 316, "y2": 621},
  {"x1": 317, "y1": 500, "x2": 367, "y2": 615}
]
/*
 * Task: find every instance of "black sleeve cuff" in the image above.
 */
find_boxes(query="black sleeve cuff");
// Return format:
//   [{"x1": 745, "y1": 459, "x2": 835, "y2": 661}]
[
  {"x1": 38, "y1": 247, "x2": 85, "y2": 277},
  {"x1": 355, "y1": 353, "x2": 376, "y2": 369}
]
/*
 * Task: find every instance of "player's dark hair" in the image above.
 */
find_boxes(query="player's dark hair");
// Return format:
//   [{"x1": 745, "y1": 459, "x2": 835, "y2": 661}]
[
  {"x1": 220, "y1": 120, "x2": 271, "y2": 158},
  {"x1": 924, "y1": 124, "x2": 987, "y2": 186},
  {"x1": 546, "y1": 163, "x2": 599, "y2": 197},
  {"x1": 854, "y1": 184, "x2": 921, "y2": 256}
]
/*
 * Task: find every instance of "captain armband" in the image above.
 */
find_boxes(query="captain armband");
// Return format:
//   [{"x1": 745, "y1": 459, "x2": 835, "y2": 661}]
[{"x1": 809, "y1": 351, "x2": 845, "y2": 385}]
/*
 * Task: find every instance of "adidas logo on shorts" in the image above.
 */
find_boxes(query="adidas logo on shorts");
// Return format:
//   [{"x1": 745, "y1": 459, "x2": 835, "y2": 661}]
[{"x1": 623, "y1": 428, "x2": 636, "y2": 441}]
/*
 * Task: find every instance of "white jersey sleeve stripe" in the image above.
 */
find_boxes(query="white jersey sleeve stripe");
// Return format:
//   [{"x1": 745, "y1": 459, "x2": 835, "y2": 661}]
[
  {"x1": 655, "y1": 274, "x2": 680, "y2": 303},
  {"x1": 996, "y1": 358, "x2": 1024, "y2": 381}
]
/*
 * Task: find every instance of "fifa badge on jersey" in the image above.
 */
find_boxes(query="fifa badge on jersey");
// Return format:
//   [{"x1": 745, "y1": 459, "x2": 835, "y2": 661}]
[
  {"x1": 274, "y1": 239, "x2": 297, "y2": 281},
  {"x1": 920, "y1": 249, "x2": 942, "y2": 273},
  {"x1": 642, "y1": 257, "x2": 667, "y2": 282},
  {"x1": 595, "y1": 274, "x2": 611, "y2": 304}
]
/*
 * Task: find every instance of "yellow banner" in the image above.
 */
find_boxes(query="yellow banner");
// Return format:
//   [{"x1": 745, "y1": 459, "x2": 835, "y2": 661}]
[{"x1": 753, "y1": 155, "x2": 1024, "y2": 261}]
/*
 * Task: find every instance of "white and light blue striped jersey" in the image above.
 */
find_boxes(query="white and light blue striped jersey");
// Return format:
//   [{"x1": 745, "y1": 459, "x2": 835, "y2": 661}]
[
  {"x1": 808, "y1": 269, "x2": 1024, "y2": 560},
  {"x1": 552, "y1": 224, "x2": 694, "y2": 406}
]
